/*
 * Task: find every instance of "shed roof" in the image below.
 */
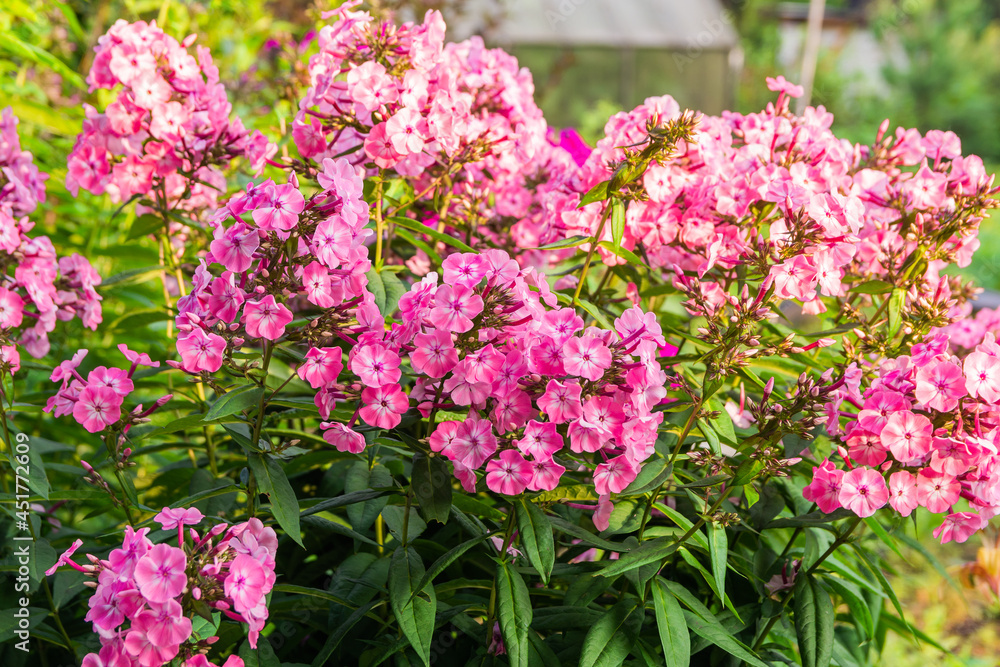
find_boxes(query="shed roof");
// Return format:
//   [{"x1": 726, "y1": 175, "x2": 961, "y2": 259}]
[{"x1": 448, "y1": 0, "x2": 739, "y2": 50}]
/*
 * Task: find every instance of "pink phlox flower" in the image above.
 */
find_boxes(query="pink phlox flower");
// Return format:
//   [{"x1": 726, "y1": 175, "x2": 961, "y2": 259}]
[
  {"x1": 464, "y1": 344, "x2": 504, "y2": 384},
  {"x1": 133, "y1": 598, "x2": 192, "y2": 649},
  {"x1": 207, "y1": 272, "x2": 246, "y2": 322},
  {"x1": 359, "y1": 383, "x2": 409, "y2": 429},
  {"x1": 154, "y1": 506, "x2": 204, "y2": 530},
  {"x1": 118, "y1": 344, "x2": 159, "y2": 369},
  {"x1": 429, "y1": 283, "x2": 483, "y2": 333},
  {"x1": 880, "y1": 410, "x2": 933, "y2": 465},
  {"x1": 857, "y1": 389, "x2": 910, "y2": 432},
  {"x1": 225, "y1": 553, "x2": 268, "y2": 613},
  {"x1": 74, "y1": 384, "x2": 124, "y2": 433},
  {"x1": 88, "y1": 366, "x2": 134, "y2": 398},
  {"x1": 322, "y1": 422, "x2": 367, "y2": 453},
  {"x1": 252, "y1": 181, "x2": 304, "y2": 232},
  {"x1": 108, "y1": 525, "x2": 153, "y2": 577},
  {"x1": 45, "y1": 538, "x2": 84, "y2": 576},
  {"x1": 563, "y1": 335, "x2": 612, "y2": 381},
  {"x1": 838, "y1": 467, "x2": 889, "y2": 518},
  {"x1": 452, "y1": 418, "x2": 498, "y2": 469},
  {"x1": 887, "y1": 471, "x2": 918, "y2": 517},
  {"x1": 915, "y1": 468, "x2": 961, "y2": 514},
  {"x1": 932, "y1": 512, "x2": 985, "y2": 544},
  {"x1": 243, "y1": 294, "x2": 293, "y2": 341},
  {"x1": 766, "y1": 75, "x2": 805, "y2": 98},
  {"x1": 351, "y1": 343, "x2": 402, "y2": 387},
  {"x1": 133, "y1": 543, "x2": 188, "y2": 603},
  {"x1": 594, "y1": 456, "x2": 637, "y2": 495},
  {"x1": 176, "y1": 327, "x2": 227, "y2": 373},
  {"x1": 802, "y1": 459, "x2": 845, "y2": 513},
  {"x1": 517, "y1": 420, "x2": 563, "y2": 460},
  {"x1": 485, "y1": 449, "x2": 532, "y2": 495},
  {"x1": 914, "y1": 359, "x2": 966, "y2": 412},
  {"x1": 410, "y1": 330, "x2": 459, "y2": 378},
  {"x1": 298, "y1": 347, "x2": 344, "y2": 389},
  {"x1": 442, "y1": 253, "x2": 487, "y2": 287},
  {"x1": 528, "y1": 457, "x2": 566, "y2": 492},
  {"x1": 537, "y1": 379, "x2": 583, "y2": 424}
]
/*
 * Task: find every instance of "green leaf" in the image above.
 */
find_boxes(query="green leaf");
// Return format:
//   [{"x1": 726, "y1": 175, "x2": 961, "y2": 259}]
[
  {"x1": 495, "y1": 560, "x2": 532, "y2": 667},
  {"x1": 247, "y1": 453, "x2": 303, "y2": 547},
  {"x1": 0, "y1": 32, "x2": 86, "y2": 88},
  {"x1": 239, "y1": 637, "x2": 280, "y2": 667},
  {"x1": 610, "y1": 199, "x2": 626, "y2": 250},
  {"x1": 862, "y1": 517, "x2": 906, "y2": 562},
  {"x1": 411, "y1": 453, "x2": 452, "y2": 525},
  {"x1": 823, "y1": 577, "x2": 874, "y2": 640},
  {"x1": 345, "y1": 462, "x2": 392, "y2": 532},
  {"x1": 389, "y1": 546, "x2": 436, "y2": 667},
  {"x1": 848, "y1": 280, "x2": 894, "y2": 295},
  {"x1": 579, "y1": 598, "x2": 644, "y2": 667},
  {"x1": 652, "y1": 578, "x2": 690, "y2": 667},
  {"x1": 204, "y1": 385, "x2": 264, "y2": 422},
  {"x1": 887, "y1": 288, "x2": 905, "y2": 337},
  {"x1": 662, "y1": 580, "x2": 769, "y2": 667},
  {"x1": 597, "y1": 241, "x2": 649, "y2": 268},
  {"x1": 600, "y1": 537, "x2": 677, "y2": 577},
  {"x1": 528, "y1": 234, "x2": 592, "y2": 251},
  {"x1": 547, "y1": 515, "x2": 628, "y2": 552},
  {"x1": 579, "y1": 180, "x2": 610, "y2": 207},
  {"x1": 381, "y1": 505, "x2": 427, "y2": 543},
  {"x1": 707, "y1": 523, "x2": 728, "y2": 606},
  {"x1": 388, "y1": 216, "x2": 475, "y2": 253},
  {"x1": 311, "y1": 599, "x2": 381, "y2": 667},
  {"x1": 127, "y1": 213, "x2": 165, "y2": 240},
  {"x1": 516, "y1": 498, "x2": 555, "y2": 583},
  {"x1": 408, "y1": 532, "x2": 494, "y2": 604},
  {"x1": 621, "y1": 459, "x2": 672, "y2": 496},
  {"x1": 706, "y1": 397, "x2": 737, "y2": 446},
  {"x1": 366, "y1": 268, "x2": 408, "y2": 317},
  {"x1": 794, "y1": 574, "x2": 834, "y2": 667},
  {"x1": 98, "y1": 266, "x2": 165, "y2": 289}
]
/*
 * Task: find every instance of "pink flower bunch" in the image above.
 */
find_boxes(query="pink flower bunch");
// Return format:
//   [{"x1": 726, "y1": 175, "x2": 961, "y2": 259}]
[
  {"x1": 66, "y1": 19, "x2": 272, "y2": 213},
  {"x1": 172, "y1": 156, "x2": 371, "y2": 375},
  {"x1": 296, "y1": 2, "x2": 546, "y2": 176},
  {"x1": 547, "y1": 89, "x2": 993, "y2": 316},
  {"x1": 0, "y1": 109, "x2": 102, "y2": 364},
  {"x1": 47, "y1": 510, "x2": 276, "y2": 667},
  {"x1": 316, "y1": 250, "x2": 668, "y2": 514},
  {"x1": 46, "y1": 344, "x2": 168, "y2": 434},
  {"x1": 0, "y1": 107, "x2": 47, "y2": 217},
  {"x1": 806, "y1": 328, "x2": 1000, "y2": 543}
]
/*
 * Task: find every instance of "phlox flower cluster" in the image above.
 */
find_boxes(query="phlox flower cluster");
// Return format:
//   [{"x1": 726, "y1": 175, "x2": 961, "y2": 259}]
[
  {"x1": 807, "y1": 326, "x2": 1000, "y2": 543},
  {"x1": 47, "y1": 509, "x2": 276, "y2": 667},
  {"x1": 46, "y1": 344, "x2": 168, "y2": 434},
  {"x1": 332, "y1": 251, "x2": 668, "y2": 523},
  {"x1": 547, "y1": 78, "x2": 992, "y2": 317},
  {"x1": 172, "y1": 157, "x2": 371, "y2": 375},
  {"x1": 66, "y1": 19, "x2": 274, "y2": 217},
  {"x1": 0, "y1": 108, "x2": 102, "y2": 365}
]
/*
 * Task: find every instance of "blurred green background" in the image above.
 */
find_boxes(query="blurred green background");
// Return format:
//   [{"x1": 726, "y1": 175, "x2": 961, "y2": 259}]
[{"x1": 2, "y1": 0, "x2": 998, "y2": 663}]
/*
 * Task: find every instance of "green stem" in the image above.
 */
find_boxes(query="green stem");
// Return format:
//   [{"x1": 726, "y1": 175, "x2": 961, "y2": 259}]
[
  {"x1": 573, "y1": 201, "x2": 615, "y2": 305},
  {"x1": 486, "y1": 509, "x2": 517, "y2": 627},
  {"x1": 751, "y1": 516, "x2": 864, "y2": 651}
]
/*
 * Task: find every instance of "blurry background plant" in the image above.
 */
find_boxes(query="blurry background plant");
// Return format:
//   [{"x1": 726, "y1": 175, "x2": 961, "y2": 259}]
[{"x1": 3, "y1": 1, "x2": 1000, "y2": 666}]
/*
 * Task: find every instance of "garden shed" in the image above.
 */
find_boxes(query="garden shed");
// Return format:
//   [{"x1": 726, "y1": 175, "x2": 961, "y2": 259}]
[{"x1": 448, "y1": 0, "x2": 741, "y2": 131}]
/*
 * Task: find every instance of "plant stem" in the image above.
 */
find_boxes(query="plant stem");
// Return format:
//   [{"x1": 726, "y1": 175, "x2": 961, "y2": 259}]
[
  {"x1": 573, "y1": 201, "x2": 614, "y2": 305},
  {"x1": 751, "y1": 515, "x2": 863, "y2": 651}
]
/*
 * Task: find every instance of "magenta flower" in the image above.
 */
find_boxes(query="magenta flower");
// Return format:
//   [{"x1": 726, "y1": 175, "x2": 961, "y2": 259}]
[
  {"x1": 915, "y1": 469, "x2": 961, "y2": 513},
  {"x1": 108, "y1": 525, "x2": 152, "y2": 576},
  {"x1": 516, "y1": 421, "x2": 563, "y2": 460},
  {"x1": 118, "y1": 344, "x2": 159, "y2": 369},
  {"x1": 887, "y1": 471, "x2": 918, "y2": 517},
  {"x1": 537, "y1": 379, "x2": 583, "y2": 424},
  {"x1": 351, "y1": 344, "x2": 402, "y2": 387},
  {"x1": 359, "y1": 384, "x2": 409, "y2": 429},
  {"x1": 133, "y1": 543, "x2": 188, "y2": 603},
  {"x1": 44, "y1": 538, "x2": 83, "y2": 576},
  {"x1": 225, "y1": 554, "x2": 268, "y2": 613},
  {"x1": 133, "y1": 598, "x2": 192, "y2": 648},
  {"x1": 593, "y1": 456, "x2": 637, "y2": 495},
  {"x1": 411, "y1": 330, "x2": 459, "y2": 378},
  {"x1": 802, "y1": 459, "x2": 845, "y2": 513},
  {"x1": 528, "y1": 458, "x2": 566, "y2": 492},
  {"x1": 154, "y1": 506, "x2": 204, "y2": 531},
  {"x1": 252, "y1": 182, "x2": 304, "y2": 232},
  {"x1": 210, "y1": 223, "x2": 259, "y2": 273},
  {"x1": 485, "y1": 450, "x2": 532, "y2": 496},
  {"x1": 838, "y1": 468, "x2": 888, "y2": 518},
  {"x1": 914, "y1": 360, "x2": 966, "y2": 412},
  {"x1": 176, "y1": 328, "x2": 227, "y2": 373},
  {"x1": 933, "y1": 512, "x2": 985, "y2": 544},
  {"x1": 207, "y1": 272, "x2": 246, "y2": 322},
  {"x1": 563, "y1": 335, "x2": 612, "y2": 381},
  {"x1": 124, "y1": 624, "x2": 180, "y2": 667},
  {"x1": 442, "y1": 253, "x2": 487, "y2": 287},
  {"x1": 0, "y1": 286, "x2": 24, "y2": 329},
  {"x1": 385, "y1": 107, "x2": 427, "y2": 155},
  {"x1": 323, "y1": 422, "x2": 366, "y2": 453},
  {"x1": 73, "y1": 384, "x2": 123, "y2": 433},
  {"x1": 964, "y1": 351, "x2": 1000, "y2": 403},
  {"x1": 243, "y1": 295, "x2": 293, "y2": 341},
  {"x1": 452, "y1": 418, "x2": 498, "y2": 469},
  {"x1": 880, "y1": 410, "x2": 932, "y2": 464},
  {"x1": 429, "y1": 284, "x2": 483, "y2": 333},
  {"x1": 297, "y1": 347, "x2": 344, "y2": 389}
]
